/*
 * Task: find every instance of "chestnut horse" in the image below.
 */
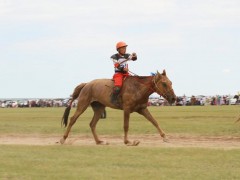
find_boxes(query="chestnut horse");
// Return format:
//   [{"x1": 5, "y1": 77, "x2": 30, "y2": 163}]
[{"x1": 60, "y1": 70, "x2": 176, "y2": 146}]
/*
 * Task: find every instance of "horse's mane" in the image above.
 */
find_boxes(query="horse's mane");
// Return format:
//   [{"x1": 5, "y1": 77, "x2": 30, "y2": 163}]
[{"x1": 124, "y1": 76, "x2": 153, "y2": 85}]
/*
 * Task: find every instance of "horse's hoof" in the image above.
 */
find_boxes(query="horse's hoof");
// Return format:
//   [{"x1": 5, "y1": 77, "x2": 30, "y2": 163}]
[
  {"x1": 60, "y1": 138, "x2": 65, "y2": 144},
  {"x1": 163, "y1": 137, "x2": 169, "y2": 143},
  {"x1": 97, "y1": 141, "x2": 109, "y2": 145},
  {"x1": 125, "y1": 140, "x2": 131, "y2": 146},
  {"x1": 126, "y1": 140, "x2": 140, "y2": 146},
  {"x1": 133, "y1": 140, "x2": 140, "y2": 146}
]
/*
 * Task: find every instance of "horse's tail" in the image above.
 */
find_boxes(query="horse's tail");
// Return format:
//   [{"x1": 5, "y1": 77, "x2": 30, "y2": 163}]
[{"x1": 61, "y1": 83, "x2": 87, "y2": 127}]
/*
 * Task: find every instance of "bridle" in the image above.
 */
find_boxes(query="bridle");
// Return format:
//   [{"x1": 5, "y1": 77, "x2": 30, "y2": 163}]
[
  {"x1": 127, "y1": 70, "x2": 174, "y2": 101},
  {"x1": 152, "y1": 74, "x2": 174, "y2": 100}
]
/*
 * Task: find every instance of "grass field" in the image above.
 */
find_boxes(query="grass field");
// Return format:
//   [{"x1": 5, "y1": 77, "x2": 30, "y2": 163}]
[{"x1": 0, "y1": 106, "x2": 240, "y2": 179}]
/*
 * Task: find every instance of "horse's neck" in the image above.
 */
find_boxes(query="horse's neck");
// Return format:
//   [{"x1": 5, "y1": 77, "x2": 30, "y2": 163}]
[
  {"x1": 125, "y1": 76, "x2": 155, "y2": 95},
  {"x1": 128, "y1": 76, "x2": 153, "y2": 84}
]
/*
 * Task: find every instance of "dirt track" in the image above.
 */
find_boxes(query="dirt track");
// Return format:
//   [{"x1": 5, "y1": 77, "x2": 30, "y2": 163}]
[{"x1": 1, "y1": 134, "x2": 240, "y2": 149}]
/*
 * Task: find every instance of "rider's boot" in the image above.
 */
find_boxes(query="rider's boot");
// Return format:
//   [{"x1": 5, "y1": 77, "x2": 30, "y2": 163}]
[{"x1": 111, "y1": 86, "x2": 121, "y2": 105}]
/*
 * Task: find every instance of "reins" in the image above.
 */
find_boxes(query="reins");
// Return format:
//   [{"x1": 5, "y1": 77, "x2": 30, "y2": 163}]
[
  {"x1": 128, "y1": 70, "x2": 139, "y2": 76},
  {"x1": 114, "y1": 69, "x2": 174, "y2": 101},
  {"x1": 128, "y1": 70, "x2": 170, "y2": 98},
  {"x1": 128, "y1": 70, "x2": 155, "y2": 93}
]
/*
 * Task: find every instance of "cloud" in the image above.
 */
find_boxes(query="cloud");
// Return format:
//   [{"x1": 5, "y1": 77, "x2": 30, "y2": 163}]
[
  {"x1": 0, "y1": 0, "x2": 175, "y2": 23},
  {"x1": 0, "y1": 0, "x2": 178, "y2": 51},
  {"x1": 1, "y1": 0, "x2": 240, "y2": 28},
  {"x1": 222, "y1": 69, "x2": 231, "y2": 73},
  {"x1": 172, "y1": 1, "x2": 240, "y2": 29},
  {"x1": 0, "y1": 0, "x2": 239, "y2": 98}
]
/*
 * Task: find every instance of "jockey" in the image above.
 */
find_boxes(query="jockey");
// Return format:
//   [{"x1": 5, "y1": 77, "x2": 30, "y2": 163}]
[{"x1": 110, "y1": 41, "x2": 137, "y2": 104}]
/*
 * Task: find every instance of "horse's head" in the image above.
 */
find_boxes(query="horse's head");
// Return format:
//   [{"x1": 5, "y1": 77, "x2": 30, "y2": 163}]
[{"x1": 153, "y1": 70, "x2": 176, "y2": 105}]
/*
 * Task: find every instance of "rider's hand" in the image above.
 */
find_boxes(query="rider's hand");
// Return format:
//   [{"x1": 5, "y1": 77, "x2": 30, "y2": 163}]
[
  {"x1": 131, "y1": 52, "x2": 137, "y2": 61},
  {"x1": 114, "y1": 63, "x2": 120, "y2": 68}
]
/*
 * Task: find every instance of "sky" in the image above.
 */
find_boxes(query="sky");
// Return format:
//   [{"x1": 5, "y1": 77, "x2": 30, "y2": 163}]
[{"x1": 0, "y1": 0, "x2": 239, "y2": 98}]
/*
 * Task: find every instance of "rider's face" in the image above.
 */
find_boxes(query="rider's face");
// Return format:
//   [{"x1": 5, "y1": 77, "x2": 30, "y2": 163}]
[{"x1": 118, "y1": 46, "x2": 126, "y2": 55}]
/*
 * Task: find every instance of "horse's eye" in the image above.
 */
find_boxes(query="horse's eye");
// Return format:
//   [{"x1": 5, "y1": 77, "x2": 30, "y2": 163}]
[{"x1": 162, "y1": 82, "x2": 167, "y2": 88}]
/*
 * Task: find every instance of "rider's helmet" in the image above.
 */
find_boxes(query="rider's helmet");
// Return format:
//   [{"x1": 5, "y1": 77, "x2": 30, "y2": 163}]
[{"x1": 116, "y1": 41, "x2": 128, "y2": 50}]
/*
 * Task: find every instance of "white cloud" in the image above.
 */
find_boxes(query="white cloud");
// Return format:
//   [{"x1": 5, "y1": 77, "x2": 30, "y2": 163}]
[
  {"x1": 173, "y1": 1, "x2": 240, "y2": 29},
  {"x1": 1, "y1": 0, "x2": 240, "y2": 27},
  {"x1": 222, "y1": 69, "x2": 231, "y2": 73},
  {"x1": 0, "y1": 0, "x2": 177, "y2": 25},
  {"x1": 0, "y1": 0, "x2": 239, "y2": 97}
]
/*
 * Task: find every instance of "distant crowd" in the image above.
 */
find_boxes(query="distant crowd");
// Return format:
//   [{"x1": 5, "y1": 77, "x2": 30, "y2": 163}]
[
  {"x1": 0, "y1": 99, "x2": 77, "y2": 108},
  {"x1": 176, "y1": 95, "x2": 239, "y2": 106},
  {"x1": 147, "y1": 94, "x2": 240, "y2": 106},
  {"x1": 0, "y1": 94, "x2": 239, "y2": 108}
]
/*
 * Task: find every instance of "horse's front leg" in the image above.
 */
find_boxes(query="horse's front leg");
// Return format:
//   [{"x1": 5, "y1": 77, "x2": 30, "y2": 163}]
[
  {"x1": 138, "y1": 108, "x2": 168, "y2": 142},
  {"x1": 123, "y1": 110, "x2": 140, "y2": 146}
]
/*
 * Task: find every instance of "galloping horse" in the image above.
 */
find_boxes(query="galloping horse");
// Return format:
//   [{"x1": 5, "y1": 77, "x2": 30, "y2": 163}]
[{"x1": 60, "y1": 70, "x2": 176, "y2": 146}]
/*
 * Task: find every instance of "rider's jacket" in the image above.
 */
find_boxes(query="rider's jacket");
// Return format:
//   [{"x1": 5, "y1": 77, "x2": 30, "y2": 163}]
[{"x1": 110, "y1": 53, "x2": 131, "y2": 73}]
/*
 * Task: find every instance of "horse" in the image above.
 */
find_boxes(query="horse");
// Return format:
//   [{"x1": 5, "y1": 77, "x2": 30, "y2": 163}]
[{"x1": 60, "y1": 70, "x2": 176, "y2": 146}]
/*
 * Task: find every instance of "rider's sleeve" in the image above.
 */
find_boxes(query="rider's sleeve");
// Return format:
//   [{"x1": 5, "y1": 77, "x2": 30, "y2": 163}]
[{"x1": 124, "y1": 53, "x2": 137, "y2": 61}]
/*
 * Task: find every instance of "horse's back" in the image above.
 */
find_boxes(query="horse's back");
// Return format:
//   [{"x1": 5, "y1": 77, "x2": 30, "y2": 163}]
[
  {"x1": 83, "y1": 78, "x2": 114, "y2": 97},
  {"x1": 88, "y1": 78, "x2": 114, "y2": 87}
]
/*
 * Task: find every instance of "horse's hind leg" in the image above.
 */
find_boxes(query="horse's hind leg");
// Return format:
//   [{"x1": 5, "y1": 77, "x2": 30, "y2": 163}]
[
  {"x1": 122, "y1": 110, "x2": 140, "y2": 146},
  {"x1": 90, "y1": 102, "x2": 108, "y2": 145},
  {"x1": 60, "y1": 102, "x2": 89, "y2": 144},
  {"x1": 137, "y1": 108, "x2": 168, "y2": 142}
]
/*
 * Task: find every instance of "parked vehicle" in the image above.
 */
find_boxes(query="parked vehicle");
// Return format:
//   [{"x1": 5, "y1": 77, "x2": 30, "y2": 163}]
[{"x1": 229, "y1": 98, "x2": 237, "y2": 105}]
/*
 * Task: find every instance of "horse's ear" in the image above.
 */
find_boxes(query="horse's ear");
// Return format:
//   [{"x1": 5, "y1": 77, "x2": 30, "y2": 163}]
[
  {"x1": 155, "y1": 70, "x2": 162, "y2": 81},
  {"x1": 162, "y1": 69, "x2": 166, "y2": 76}
]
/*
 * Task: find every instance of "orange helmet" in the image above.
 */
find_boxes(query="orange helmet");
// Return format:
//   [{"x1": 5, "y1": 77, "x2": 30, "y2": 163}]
[{"x1": 116, "y1": 41, "x2": 127, "y2": 50}]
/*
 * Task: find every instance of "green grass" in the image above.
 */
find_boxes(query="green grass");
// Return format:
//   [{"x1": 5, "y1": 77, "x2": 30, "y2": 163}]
[
  {"x1": 0, "y1": 106, "x2": 239, "y2": 136},
  {"x1": 0, "y1": 106, "x2": 240, "y2": 179},
  {"x1": 0, "y1": 106, "x2": 240, "y2": 135},
  {"x1": 1, "y1": 145, "x2": 240, "y2": 180}
]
